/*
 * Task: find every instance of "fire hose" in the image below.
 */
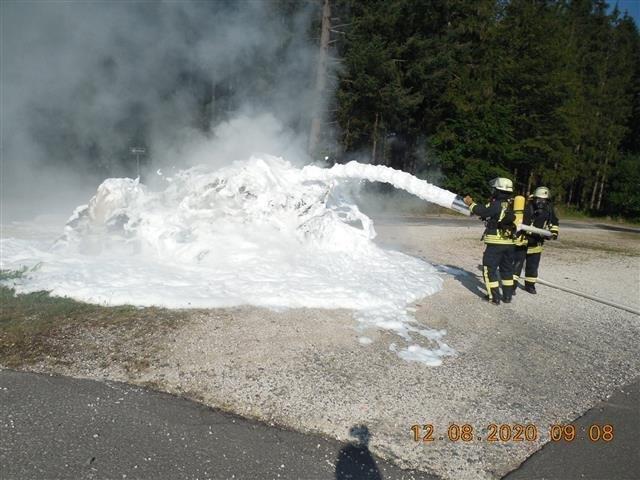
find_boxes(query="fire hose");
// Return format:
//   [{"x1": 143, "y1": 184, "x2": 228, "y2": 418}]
[
  {"x1": 533, "y1": 278, "x2": 640, "y2": 315},
  {"x1": 457, "y1": 269, "x2": 639, "y2": 315},
  {"x1": 508, "y1": 196, "x2": 638, "y2": 313},
  {"x1": 444, "y1": 196, "x2": 636, "y2": 314},
  {"x1": 303, "y1": 165, "x2": 636, "y2": 314},
  {"x1": 516, "y1": 223, "x2": 553, "y2": 238}
]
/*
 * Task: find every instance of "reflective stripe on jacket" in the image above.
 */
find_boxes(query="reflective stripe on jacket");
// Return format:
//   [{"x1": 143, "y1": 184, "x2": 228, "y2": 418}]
[
  {"x1": 523, "y1": 202, "x2": 560, "y2": 250},
  {"x1": 469, "y1": 199, "x2": 515, "y2": 245}
]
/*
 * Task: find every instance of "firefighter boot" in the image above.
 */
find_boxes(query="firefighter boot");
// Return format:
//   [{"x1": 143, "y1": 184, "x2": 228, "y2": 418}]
[
  {"x1": 502, "y1": 286, "x2": 513, "y2": 303},
  {"x1": 524, "y1": 281, "x2": 537, "y2": 294},
  {"x1": 487, "y1": 287, "x2": 501, "y2": 305}
]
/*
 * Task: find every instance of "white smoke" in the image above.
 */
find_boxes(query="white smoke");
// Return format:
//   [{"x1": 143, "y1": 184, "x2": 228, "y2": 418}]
[{"x1": 1, "y1": 0, "x2": 323, "y2": 220}]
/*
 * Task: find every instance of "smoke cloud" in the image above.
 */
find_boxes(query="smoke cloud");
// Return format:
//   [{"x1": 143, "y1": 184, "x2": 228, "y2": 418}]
[{"x1": 1, "y1": 0, "x2": 324, "y2": 220}]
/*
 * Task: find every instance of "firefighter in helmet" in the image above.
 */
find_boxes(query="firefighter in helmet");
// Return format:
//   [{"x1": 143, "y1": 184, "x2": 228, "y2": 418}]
[
  {"x1": 463, "y1": 178, "x2": 516, "y2": 305},
  {"x1": 513, "y1": 186, "x2": 559, "y2": 294}
]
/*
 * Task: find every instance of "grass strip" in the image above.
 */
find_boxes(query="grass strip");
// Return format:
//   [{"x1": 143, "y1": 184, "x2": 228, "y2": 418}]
[{"x1": 0, "y1": 270, "x2": 185, "y2": 368}]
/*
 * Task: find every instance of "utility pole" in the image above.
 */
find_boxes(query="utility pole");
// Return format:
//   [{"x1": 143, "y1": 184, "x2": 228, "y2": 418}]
[
  {"x1": 308, "y1": 0, "x2": 331, "y2": 157},
  {"x1": 130, "y1": 147, "x2": 146, "y2": 179}
]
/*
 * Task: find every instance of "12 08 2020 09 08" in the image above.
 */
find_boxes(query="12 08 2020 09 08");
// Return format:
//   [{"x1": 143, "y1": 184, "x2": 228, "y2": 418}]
[{"x1": 410, "y1": 423, "x2": 614, "y2": 443}]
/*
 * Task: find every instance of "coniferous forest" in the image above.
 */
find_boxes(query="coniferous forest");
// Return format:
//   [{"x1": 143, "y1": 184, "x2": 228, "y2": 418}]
[
  {"x1": 5, "y1": 1, "x2": 637, "y2": 220},
  {"x1": 328, "y1": 0, "x2": 639, "y2": 219}
]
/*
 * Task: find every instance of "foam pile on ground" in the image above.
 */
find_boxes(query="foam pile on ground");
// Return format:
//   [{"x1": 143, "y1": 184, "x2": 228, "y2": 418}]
[{"x1": 1, "y1": 155, "x2": 454, "y2": 365}]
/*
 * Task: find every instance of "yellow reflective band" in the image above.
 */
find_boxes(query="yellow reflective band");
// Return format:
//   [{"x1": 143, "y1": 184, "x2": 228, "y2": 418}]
[
  {"x1": 485, "y1": 240, "x2": 515, "y2": 245},
  {"x1": 502, "y1": 279, "x2": 514, "y2": 286},
  {"x1": 525, "y1": 277, "x2": 537, "y2": 283},
  {"x1": 527, "y1": 245, "x2": 543, "y2": 254},
  {"x1": 550, "y1": 226, "x2": 559, "y2": 231},
  {"x1": 469, "y1": 202, "x2": 477, "y2": 211},
  {"x1": 488, "y1": 281, "x2": 500, "y2": 288},
  {"x1": 483, "y1": 266, "x2": 492, "y2": 299},
  {"x1": 484, "y1": 234, "x2": 515, "y2": 245},
  {"x1": 513, "y1": 275, "x2": 520, "y2": 280},
  {"x1": 498, "y1": 203, "x2": 508, "y2": 222}
]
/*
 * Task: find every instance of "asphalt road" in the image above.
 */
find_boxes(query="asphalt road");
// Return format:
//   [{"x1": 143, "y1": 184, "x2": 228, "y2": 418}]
[
  {"x1": 2, "y1": 370, "x2": 638, "y2": 480},
  {"x1": 0, "y1": 370, "x2": 436, "y2": 480},
  {"x1": 504, "y1": 380, "x2": 640, "y2": 480}
]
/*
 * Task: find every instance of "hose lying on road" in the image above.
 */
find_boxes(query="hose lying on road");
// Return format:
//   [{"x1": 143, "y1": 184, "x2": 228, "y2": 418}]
[
  {"x1": 535, "y1": 278, "x2": 640, "y2": 316},
  {"x1": 453, "y1": 267, "x2": 640, "y2": 316}
]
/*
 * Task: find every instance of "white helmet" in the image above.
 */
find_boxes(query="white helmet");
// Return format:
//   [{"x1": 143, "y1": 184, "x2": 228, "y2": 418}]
[
  {"x1": 489, "y1": 177, "x2": 513, "y2": 193},
  {"x1": 533, "y1": 186, "x2": 550, "y2": 199}
]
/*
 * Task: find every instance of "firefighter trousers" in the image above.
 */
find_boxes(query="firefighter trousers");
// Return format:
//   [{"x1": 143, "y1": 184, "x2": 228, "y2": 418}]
[
  {"x1": 524, "y1": 252, "x2": 542, "y2": 286},
  {"x1": 482, "y1": 243, "x2": 515, "y2": 301},
  {"x1": 513, "y1": 245, "x2": 527, "y2": 283}
]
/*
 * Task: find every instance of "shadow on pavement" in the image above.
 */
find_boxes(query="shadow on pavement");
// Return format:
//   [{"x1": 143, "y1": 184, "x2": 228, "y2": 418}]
[
  {"x1": 335, "y1": 425, "x2": 383, "y2": 480},
  {"x1": 2, "y1": 371, "x2": 438, "y2": 480},
  {"x1": 436, "y1": 264, "x2": 487, "y2": 300}
]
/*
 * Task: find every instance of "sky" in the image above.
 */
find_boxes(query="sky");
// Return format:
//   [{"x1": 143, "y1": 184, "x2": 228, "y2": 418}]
[{"x1": 612, "y1": 0, "x2": 640, "y2": 26}]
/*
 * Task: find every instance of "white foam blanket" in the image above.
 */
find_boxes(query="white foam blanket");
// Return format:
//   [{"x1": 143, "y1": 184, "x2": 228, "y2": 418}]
[{"x1": 1, "y1": 156, "x2": 454, "y2": 364}]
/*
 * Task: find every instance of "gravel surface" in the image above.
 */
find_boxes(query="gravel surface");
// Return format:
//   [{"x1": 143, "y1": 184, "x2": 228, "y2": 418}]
[{"x1": 9, "y1": 222, "x2": 640, "y2": 480}]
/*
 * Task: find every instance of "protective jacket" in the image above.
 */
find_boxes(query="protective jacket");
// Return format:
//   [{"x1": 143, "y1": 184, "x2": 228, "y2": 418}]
[
  {"x1": 522, "y1": 200, "x2": 559, "y2": 254},
  {"x1": 469, "y1": 195, "x2": 516, "y2": 245}
]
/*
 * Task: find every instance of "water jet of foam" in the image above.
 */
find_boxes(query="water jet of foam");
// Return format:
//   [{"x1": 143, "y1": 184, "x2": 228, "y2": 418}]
[{"x1": 302, "y1": 161, "x2": 470, "y2": 215}]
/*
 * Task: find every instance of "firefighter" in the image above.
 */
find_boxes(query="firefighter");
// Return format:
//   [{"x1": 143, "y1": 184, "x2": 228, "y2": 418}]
[
  {"x1": 514, "y1": 186, "x2": 559, "y2": 294},
  {"x1": 463, "y1": 178, "x2": 516, "y2": 305}
]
